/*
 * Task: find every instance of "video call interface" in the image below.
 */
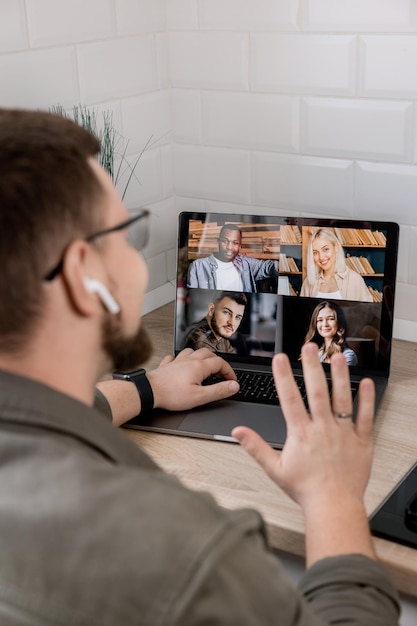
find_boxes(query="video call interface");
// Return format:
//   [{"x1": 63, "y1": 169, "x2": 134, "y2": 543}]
[{"x1": 175, "y1": 213, "x2": 396, "y2": 374}]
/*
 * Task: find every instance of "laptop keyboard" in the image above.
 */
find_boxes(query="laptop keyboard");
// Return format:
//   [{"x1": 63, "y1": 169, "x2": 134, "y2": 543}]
[
  {"x1": 204, "y1": 369, "x2": 358, "y2": 409},
  {"x1": 234, "y1": 370, "x2": 280, "y2": 404}
]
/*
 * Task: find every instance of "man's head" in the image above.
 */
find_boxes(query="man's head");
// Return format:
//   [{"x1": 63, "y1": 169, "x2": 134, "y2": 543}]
[
  {"x1": 206, "y1": 291, "x2": 247, "y2": 340},
  {"x1": 0, "y1": 108, "x2": 150, "y2": 371},
  {"x1": 216, "y1": 224, "x2": 242, "y2": 263}
]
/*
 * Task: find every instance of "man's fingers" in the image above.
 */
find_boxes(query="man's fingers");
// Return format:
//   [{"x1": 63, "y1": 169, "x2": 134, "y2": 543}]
[
  {"x1": 301, "y1": 343, "x2": 334, "y2": 420},
  {"x1": 330, "y1": 352, "x2": 354, "y2": 418},
  {"x1": 272, "y1": 352, "x2": 308, "y2": 422},
  {"x1": 354, "y1": 378, "x2": 375, "y2": 440},
  {"x1": 193, "y1": 380, "x2": 239, "y2": 406},
  {"x1": 174, "y1": 348, "x2": 196, "y2": 360},
  {"x1": 197, "y1": 352, "x2": 237, "y2": 381},
  {"x1": 176, "y1": 347, "x2": 219, "y2": 361},
  {"x1": 232, "y1": 426, "x2": 281, "y2": 480},
  {"x1": 175, "y1": 348, "x2": 237, "y2": 380},
  {"x1": 159, "y1": 348, "x2": 238, "y2": 382}
]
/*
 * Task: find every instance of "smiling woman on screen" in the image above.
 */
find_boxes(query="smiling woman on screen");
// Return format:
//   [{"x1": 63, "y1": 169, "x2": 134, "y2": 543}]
[
  {"x1": 300, "y1": 228, "x2": 372, "y2": 302},
  {"x1": 302, "y1": 301, "x2": 358, "y2": 366}
]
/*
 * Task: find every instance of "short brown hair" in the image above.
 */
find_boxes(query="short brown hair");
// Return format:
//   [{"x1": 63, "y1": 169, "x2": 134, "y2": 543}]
[
  {"x1": 0, "y1": 108, "x2": 104, "y2": 351},
  {"x1": 213, "y1": 291, "x2": 247, "y2": 308}
]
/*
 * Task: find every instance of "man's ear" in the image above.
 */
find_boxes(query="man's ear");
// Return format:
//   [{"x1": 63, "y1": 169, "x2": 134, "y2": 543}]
[
  {"x1": 207, "y1": 302, "x2": 215, "y2": 317},
  {"x1": 60, "y1": 239, "x2": 100, "y2": 316}
]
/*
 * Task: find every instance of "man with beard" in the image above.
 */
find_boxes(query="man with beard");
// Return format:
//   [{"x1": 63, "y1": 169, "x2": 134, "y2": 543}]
[
  {"x1": 0, "y1": 109, "x2": 399, "y2": 626},
  {"x1": 182, "y1": 291, "x2": 247, "y2": 354}
]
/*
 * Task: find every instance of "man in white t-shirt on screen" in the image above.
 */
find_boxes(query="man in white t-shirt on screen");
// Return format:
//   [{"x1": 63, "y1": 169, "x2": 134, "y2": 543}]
[{"x1": 187, "y1": 224, "x2": 278, "y2": 293}]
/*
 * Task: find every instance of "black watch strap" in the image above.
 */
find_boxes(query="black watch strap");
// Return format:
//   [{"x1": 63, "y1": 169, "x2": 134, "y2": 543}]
[{"x1": 112, "y1": 368, "x2": 154, "y2": 416}]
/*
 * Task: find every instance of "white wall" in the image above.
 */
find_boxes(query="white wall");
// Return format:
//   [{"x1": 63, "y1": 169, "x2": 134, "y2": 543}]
[{"x1": 1, "y1": 0, "x2": 417, "y2": 335}]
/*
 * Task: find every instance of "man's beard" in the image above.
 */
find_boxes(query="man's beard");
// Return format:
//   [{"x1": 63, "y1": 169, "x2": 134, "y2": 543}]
[
  {"x1": 208, "y1": 312, "x2": 230, "y2": 339},
  {"x1": 101, "y1": 314, "x2": 153, "y2": 372}
]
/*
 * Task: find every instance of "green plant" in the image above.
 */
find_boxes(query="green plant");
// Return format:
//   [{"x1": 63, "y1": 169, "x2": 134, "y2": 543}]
[{"x1": 50, "y1": 104, "x2": 148, "y2": 200}]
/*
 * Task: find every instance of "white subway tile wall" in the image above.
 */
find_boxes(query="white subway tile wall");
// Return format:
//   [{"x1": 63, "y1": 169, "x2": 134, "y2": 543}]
[
  {"x1": 26, "y1": 0, "x2": 115, "y2": 47},
  {"x1": 251, "y1": 34, "x2": 356, "y2": 95},
  {"x1": 156, "y1": 33, "x2": 170, "y2": 89},
  {"x1": 301, "y1": 0, "x2": 416, "y2": 32},
  {"x1": 145, "y1": 250, "x2": 168, "y2": 292},
  {"x1": 0, "y1": 0, "x2": 417, "y2": 335},
  {"x1": 166, "y1": 0, "x2": 198, "y2": 30},
  {"x1": 116, "y1": 0, "x2": 166, "y2": 35},
  {"x1": 146, "y1": 198, "x2": 178, "y2": 258},
  {"x1": 0, "y1": 0, "x2": 27, "y2": 52},
  {"x1": 302, "y1": 98, "x2": 413, "y2": 162},
  {"x1": 202, "y1": 92, "x2": 300, "y2": 152},
  {"x1": 173, "y1": 145, "x2": 251, "y2": 203},
  {"x1": 359, "y1": 36, "x2": 417, "y2": 98},
  {"x1": 171, "y1": 89, "x2": 202, "y2": 144},
  {"x1": 121, "y1": 91, "x2": 171, "y2": 153},
  {"x1": 409, "y1": 227, "x2": 417, "y2": 285},
  {"x1": 0, "y1": 47, "x2": 79, "y2": 108},
  {"x1": 355, "y1": 161, "x2": 417, "y2": 224},
  {"x1": 252, "y1": 153, "x2": 354, "y2": 214},
  {"x1": 198, "y1": 0, "x2": 298, "y2": 31},
  {"x1": 122, "y1": 149, "x2": 164, "y2": 210},
  {"x1": 161, "y1": 145, "x2": 175, "y2": 199},
  {"x1": 77, "y1": 36, "x2": 157, "y2": 103},
  {"x1": 169, "y1": 32, "x2": 249, "y2": 90}
]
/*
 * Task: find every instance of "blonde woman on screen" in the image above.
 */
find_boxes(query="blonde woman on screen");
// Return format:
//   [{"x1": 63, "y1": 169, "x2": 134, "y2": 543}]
[{"x1": 300, "y1": 228, "x2": 372, "y2": 302}]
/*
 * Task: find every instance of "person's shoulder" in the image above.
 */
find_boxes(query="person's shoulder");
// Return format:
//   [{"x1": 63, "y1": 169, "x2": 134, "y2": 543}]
[
  {"x1": 183, "y1": 319, "x2": 207, "y2": 344},
  {"x1": 239, "y1": 254, "x2": 262, "y2": 267},
  {"x1": 191, "y1": 254, "x2": 217, "y2": 267},
  {"x1": 300, "y1": 277, "x2": 312, "y2": 295},
  {"x1": 343, "y1": 347, "x2": 358, "y2": 364},
  {"x1": 190, "y1": 318, "x2": 209, "y2": 333}
]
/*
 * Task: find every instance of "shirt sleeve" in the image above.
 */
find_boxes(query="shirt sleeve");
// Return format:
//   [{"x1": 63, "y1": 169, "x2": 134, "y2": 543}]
[
  {"x1": 176, "y1": 510, "x2": 400, "y2": 626},
  {"x1": 343, "y1": 348, "x2": 358, "y2": 366},
  {"x1": 247, "y1": 257, "x2": 279, "y2": 280},
  {"x1": 93, "y1": 388, "x2": 113, "y2": 421},
  {"x1": 187, "y1": 261, "x2": 197, "y2": 288},
  {"x1": 298, "y1": 554, "x2": 400, "y2": 626}
]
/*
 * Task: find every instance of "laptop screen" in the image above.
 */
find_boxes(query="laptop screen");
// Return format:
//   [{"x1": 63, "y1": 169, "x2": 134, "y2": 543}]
[{"x1": 175, "y1": 212, "x2": 399, "y2": 378}]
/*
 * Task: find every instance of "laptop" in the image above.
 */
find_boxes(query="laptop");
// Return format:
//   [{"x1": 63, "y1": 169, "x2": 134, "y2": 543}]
[{"x1": 126, "y1": 211, "x2": 399, "y2": 449}]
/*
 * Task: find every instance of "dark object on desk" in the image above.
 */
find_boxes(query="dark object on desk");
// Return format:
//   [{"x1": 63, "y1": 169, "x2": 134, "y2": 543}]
[
  {"x1": 405, "y1": 492, "x2": 417, "y2": 533},
  {"x1": 370, "y1": 462, "x2": 417, "y2": 549}
]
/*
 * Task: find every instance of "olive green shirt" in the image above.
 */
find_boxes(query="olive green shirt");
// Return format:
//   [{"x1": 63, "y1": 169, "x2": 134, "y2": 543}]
[{"x1": 0, "y1": 370, "x2": 399, "y2": 625}]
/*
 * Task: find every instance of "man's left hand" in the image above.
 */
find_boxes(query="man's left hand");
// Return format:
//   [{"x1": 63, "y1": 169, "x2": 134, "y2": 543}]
[{"x1": 147, "y1": 348, "x2": 239, "y2": 412}]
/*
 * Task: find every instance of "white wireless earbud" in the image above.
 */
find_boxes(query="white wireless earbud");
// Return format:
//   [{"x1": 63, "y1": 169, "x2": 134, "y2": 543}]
[{"x1": 83, "y1": 277, "x2": 120, "y2": 315}]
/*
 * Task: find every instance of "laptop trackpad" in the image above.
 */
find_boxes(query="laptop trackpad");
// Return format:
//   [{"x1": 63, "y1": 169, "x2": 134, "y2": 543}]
[{"x1": 177, "y1": 400, "x2": 287, "y2": 449}]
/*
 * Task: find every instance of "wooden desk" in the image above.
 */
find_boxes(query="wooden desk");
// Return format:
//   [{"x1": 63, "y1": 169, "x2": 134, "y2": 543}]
[{"x1": 124, "y1": 302, "x2": 417, "y2": 597}]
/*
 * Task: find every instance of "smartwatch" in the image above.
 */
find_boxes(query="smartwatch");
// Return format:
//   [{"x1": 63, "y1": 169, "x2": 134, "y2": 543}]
[{"x1": 112, "y1": 368, "x2": 154, "y2": 417}]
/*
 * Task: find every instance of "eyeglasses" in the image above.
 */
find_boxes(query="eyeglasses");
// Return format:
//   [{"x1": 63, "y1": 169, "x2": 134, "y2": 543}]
[{"x1": 44, "y1": 208, "x2": 150, "y2": 281}]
